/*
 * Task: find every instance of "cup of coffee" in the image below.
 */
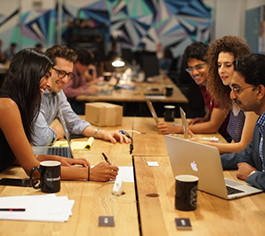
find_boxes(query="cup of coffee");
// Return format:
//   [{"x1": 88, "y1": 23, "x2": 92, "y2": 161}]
[
  {"x1": 165, "y1": 86, "x2": 173, "y2": 96},
  {"x1": 175, "y1": 175, "x2": 199, "y2": 211},
  {"x1": 30, "y1": 161, "x2": 61, "y2": 193},
  {"x1": 164, "y1": 105, "x2": 175, "y2": 122}
]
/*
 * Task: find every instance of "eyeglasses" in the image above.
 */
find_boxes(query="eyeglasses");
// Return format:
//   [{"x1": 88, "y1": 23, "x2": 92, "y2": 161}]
[
  {"x1": 231, "y1": 85, "x2": 256, "y2": 95},
  {"x1": 52, "y1": 67, "x2": 75, "y2": 80},
  {"x1": 186, "y1": 63, "x2": 206, "y2": 73}
]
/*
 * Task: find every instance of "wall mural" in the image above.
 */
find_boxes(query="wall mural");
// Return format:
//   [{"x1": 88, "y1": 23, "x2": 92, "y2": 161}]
[{"x1": 0, "y1": 0, "x2": 212, "y2": 57}]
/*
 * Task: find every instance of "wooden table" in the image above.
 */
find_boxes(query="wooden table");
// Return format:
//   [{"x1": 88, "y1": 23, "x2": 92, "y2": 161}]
[
  {"x1": 76, "y1": 76, "x2": 188, "y2": 104},
  {"x1": 0, "y1": 117, "x2": 265, "y2": 235},
  {"x1": 134, "y1": 155, "x2": 265, "y2": 235},
  {"x1": 0, "y1": 153, "x2": 139, "y2": 236}
]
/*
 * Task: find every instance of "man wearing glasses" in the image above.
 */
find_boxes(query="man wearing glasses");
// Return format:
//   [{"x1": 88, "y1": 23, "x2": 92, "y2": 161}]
[
  {"x1": 32, "y1": 45, "x2": 130, "y2": 146},
  {"x1": 157, "y1": 42, "x2": 230, "y2": 141},
  {"x1": 221, "y1": 53, "x2": 265, "y2": 190}
]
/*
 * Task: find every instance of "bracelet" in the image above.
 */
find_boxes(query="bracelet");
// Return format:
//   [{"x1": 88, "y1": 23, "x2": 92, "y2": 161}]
[
  {"x1": 87, "y1": 167, "x2": 90, "y2": 181},
  {"x1": 94, "y1": 128, "x2": 100, "y2": 138}
]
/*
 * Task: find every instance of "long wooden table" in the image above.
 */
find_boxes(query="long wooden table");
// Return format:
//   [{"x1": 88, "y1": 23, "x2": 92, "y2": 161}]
[
  {"x1": 76, "y1": 76, "x2": 188, "y2": 104},
  {"x1": 0, "y1": 117, "x2": 265, "y2": 235}
]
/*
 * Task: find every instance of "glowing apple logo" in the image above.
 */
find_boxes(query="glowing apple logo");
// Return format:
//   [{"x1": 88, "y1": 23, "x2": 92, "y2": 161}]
[{"x1": 190, "y1": 161, "x2": 198, "y2": 172}]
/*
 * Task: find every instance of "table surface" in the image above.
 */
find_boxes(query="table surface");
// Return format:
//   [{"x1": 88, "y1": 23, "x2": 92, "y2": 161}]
[
  {"x1": 0, "y1": 117, "x2": 264, "y2": 236},
  {"x1": 76, "y1": 76, "x2": 188, "y2": 103}
]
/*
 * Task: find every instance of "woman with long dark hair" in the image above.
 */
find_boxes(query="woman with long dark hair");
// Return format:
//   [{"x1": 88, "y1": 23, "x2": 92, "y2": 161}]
[{"x1": 0, "y1": 48, "x2": 118, "y2": 181}]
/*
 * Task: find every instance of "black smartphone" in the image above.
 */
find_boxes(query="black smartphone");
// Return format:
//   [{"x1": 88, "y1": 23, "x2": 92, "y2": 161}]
[{"x1": 0, "y1": 178, "x2": 31, "y2": 187}]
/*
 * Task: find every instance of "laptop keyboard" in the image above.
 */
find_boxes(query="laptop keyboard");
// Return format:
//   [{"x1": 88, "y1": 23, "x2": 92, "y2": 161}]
[
  {"x1": 226, "y1": 186, "x2": 244, "y2": 195},
  {"x1": 47, "y1": 147, "x2": 70, "y2": 157}
]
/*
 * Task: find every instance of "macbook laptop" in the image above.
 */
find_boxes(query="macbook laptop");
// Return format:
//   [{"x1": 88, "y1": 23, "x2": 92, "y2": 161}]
[
  {"x1": 179, "y1": 107, "x2": 188, "y2": 139},
  {"x1": 146, "y1": 98, "x2": 159, "y2": 124},
  {"x1": 32, "y1": 108, "x2": 73, "y2": 158},
  {"x1": 165, "y1": 135, "x2": 263, "y2": 199}
]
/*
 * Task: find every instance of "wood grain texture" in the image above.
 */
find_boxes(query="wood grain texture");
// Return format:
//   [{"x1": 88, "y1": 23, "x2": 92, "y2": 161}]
[
  {"x1": 134, "y1": 155, "x2": 265, "y2": 236},
  {"x1": 0, "y1": 154, "x2": 139, "y2": 236}
]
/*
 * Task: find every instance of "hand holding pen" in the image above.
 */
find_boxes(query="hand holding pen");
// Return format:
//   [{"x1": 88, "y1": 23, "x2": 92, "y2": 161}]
[{"x1": 102, "y1": 152, "x2": 112, "y2": 165}]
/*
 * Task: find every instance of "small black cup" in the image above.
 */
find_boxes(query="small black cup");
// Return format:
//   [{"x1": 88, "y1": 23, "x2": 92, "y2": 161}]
[
  {"x1": 165, "y1": 86, "x2": 173, "y2": 96},
  {"x1": 30, "y1": 161, "x2": 61, "y2": 193},
  {"x1": 175, "y1": 175, "x2": 198, "y2": 211},
  {"x1": 164, "y1": 105, "x2": 175, "y2": 122}
]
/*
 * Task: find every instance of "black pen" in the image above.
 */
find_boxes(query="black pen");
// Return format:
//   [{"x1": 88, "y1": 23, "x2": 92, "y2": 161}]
[
  {"x1": 0, "y1": 208, "x2": 26, "y2": 212},
  {"x1": 102, "y1": 152, "x2": 112, "y2": 165}
]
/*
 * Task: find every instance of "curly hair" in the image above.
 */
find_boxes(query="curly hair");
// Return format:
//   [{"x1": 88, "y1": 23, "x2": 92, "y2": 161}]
[{"x1": 207, "y1": 36, "x2": 251, "y2": 109}]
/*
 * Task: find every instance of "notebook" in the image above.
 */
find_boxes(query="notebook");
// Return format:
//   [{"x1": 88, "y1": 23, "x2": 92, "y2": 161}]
[
  {"x1": 146, "y1": 98, "x2": 159, "y2": 124},
  {"x1": 32, "y1": 107, "x2": 73, "y2": 158},
  {"x1": 165, "y1": 135, "x2": 263, "y2": 199}
]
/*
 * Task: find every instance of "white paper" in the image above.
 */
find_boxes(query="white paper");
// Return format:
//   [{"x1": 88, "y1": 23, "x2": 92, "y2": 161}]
[
  {"x1": 0, "y1": 194, "x2": 74, "y2": 222},
  {"x1": 116, "y1": 166, "x2": 134, "y2": 183},
  {"x1": 147, "y1": 161, "x2": 159, "y2": 167}
]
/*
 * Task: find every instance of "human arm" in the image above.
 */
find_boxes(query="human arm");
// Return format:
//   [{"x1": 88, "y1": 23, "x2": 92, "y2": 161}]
[
  {"x1": 187, "y1": 107, "x2": 229, "y2": 134},
  {"x1": 188, "y1": 108, "x2": 211, "y2": 125},
  {"x1": 0, "y1": 98, "x2": 117, "y2": 181},
  {"x1": 187, "y1": 112, "x2": 258, "y2": 154},
  {"x1": 82, "y1": 126, "x2": 130, "y2": 144},
  {"x1": 63, "y1": 79, "x2": 89, "y2": 98},
  {"x1": 220, "y1": 140, "x2": 254, "y2": 170},
  {"x1": 157, "y1": 107, "x2": 229, "y2": 135}
]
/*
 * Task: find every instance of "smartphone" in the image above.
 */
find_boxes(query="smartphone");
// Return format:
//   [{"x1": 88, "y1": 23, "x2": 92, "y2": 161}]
[{"x1": 0, "y1": 178, "x2": 31, "y2": 187}]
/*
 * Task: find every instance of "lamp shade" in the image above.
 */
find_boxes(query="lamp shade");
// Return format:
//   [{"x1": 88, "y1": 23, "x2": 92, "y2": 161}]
[{"x1": 112, "y1": 57, "x2": 125, "y2": 67}]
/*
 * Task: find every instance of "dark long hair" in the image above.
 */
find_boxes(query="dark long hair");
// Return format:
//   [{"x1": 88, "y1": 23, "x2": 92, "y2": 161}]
[{"x1": 1, "y1": 48, "x2": 52, "y2": 143}]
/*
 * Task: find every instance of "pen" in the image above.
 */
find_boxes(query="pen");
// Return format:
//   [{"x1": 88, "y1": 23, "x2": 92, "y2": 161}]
[
  {"x1": 0, "y1": 208, "x2": 26, "y2": 212},
  {"x1": 102, "y1": 152, "x2": 112, "y2": 165}
]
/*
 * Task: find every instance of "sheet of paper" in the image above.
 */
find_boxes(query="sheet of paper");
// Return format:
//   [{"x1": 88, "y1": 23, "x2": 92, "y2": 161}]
[
  {"x1": 0, "y1": 194, "x2": 74, "y2": 222},
  {"x1": 147, "y1": 161, "x2": 159, "y2": 167},
  {"x1": 116, "y1": 166, "x2": 134, "y2": 183}
]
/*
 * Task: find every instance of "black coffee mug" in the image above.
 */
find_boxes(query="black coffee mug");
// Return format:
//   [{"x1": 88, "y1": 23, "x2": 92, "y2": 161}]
[
  {"x1": 165, "y1": 86, "x2": 173, "y2": 96},
  {"x1": 30, "y1": 161, "x2": 61, "y2": 193},
  {"x1": 175, "y1": 175, "x2": 198, "y2": 211},
  {"x1": 164, "y1": 105, "x2": 175, "y2": 122}
]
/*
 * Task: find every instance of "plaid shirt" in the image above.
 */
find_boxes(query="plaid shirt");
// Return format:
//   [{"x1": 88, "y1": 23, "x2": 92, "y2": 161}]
[{"x1": 256, "y1": 111, "x2": 265, "y2": 171}]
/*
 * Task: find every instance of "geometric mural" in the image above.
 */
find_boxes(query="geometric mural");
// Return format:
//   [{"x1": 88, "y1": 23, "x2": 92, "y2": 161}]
[
  {"x1": 0, "y1": 0, "x2": 212, "y2": 58},
  {"x1": 64, "y1": 0, "x2": 212, "y2": 57}
]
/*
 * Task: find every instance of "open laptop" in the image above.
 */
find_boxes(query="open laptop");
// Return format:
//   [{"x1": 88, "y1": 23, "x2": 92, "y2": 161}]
[
  {"x1": 146, "y1": 98, "x2": 159, "y2": 124},
  {"x1": 32, "y1": 108, "x2": 73, "y2": 158},
  {"x1": 179, "y1": 107, "x2": 188, "y2": 139},
  {"x1": 165, "y1": 135, "x2": 263, "y2": 199}
]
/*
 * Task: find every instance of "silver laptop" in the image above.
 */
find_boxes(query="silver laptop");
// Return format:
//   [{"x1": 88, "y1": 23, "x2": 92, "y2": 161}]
[
  {"x1": 146, "y1": 98, "x2": 159, "y2": 124},
  {"x1": 179, "y1": 107, "x2": 188, "y2": 139},
  {"x1": 165, "y1": 135, "x2": 263, "y2": 199},
  {"x1": 32, "y1": 108, "x2": 73, "y2": 158}
]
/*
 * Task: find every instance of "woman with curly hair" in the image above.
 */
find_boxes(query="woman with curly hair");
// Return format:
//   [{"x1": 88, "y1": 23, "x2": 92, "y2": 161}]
[
  {"x1": 189, "y1": 36, "x2": 258, "y2": 153},
  {"x1": 158, "y1": 42, "x2": 230, "y2": 140}
]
